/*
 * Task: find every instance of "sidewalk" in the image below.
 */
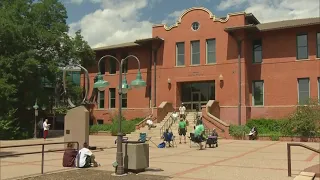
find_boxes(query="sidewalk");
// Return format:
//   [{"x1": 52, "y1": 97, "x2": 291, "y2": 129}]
[{"x1": 1, "y1": 136, "x2": 319, "y2": 180}]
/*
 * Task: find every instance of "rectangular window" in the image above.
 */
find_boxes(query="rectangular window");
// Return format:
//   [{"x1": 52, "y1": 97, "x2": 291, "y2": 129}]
[
  {"x1": 206, "y1": 39, "x2": 216, "y2": 64},
  {"x1": 109, "y1": 88, "x2": 116, "y2": 108},
  {"x1": 122, "y1": 93, "x2": 127, "y2": 108},
  {"x1": 252, "y1": 80, "x2": 264, "y2": 106},
  {"x1": 296, "y1": 34, "x2": 308, "y2": 60},
  {"x1": 317, "y1": 33, "x2": 320, "y2": 58},
  {"x1": 176, "y1": 42, "x2": 185, "y2": 66},
  {"x1": 253, "y1": 39, "x2": 262, "y2": 63},
  {"x1": 121, "y1": 53, "x2": 128, "y2": 73},
  {"x1": 109, "y1": 55, "x2": 116, "y2": 74},
  {"x1": 191, "y1": 40, "x2": 200, "y2": 65},
  {"x1": 298, "y1": 78, "x2": 310, "y2": 105},
  {"x1": 98, "y1": 91, "x2": 105, "y2": 109},
  {"x1": 100, "y1": 60, "x2": 106, "y2": 75}
]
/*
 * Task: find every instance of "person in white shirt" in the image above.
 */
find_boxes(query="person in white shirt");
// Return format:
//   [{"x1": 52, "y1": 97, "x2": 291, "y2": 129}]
[
  {"x1": 171, "y1": 110, "x2": 179, "y2": 123},
  {"x1": 179, "y1": 103, "x2": 186, "y2": 119},
  {"x1": 76, "y1": 142, "x2": 99, "y2": 168},
  {"x1": 146, "y1": 116, "x2": 156, "y2": 130},
  {"x1": 43, "y1": 119, "x2": 50, "y2": 140}
]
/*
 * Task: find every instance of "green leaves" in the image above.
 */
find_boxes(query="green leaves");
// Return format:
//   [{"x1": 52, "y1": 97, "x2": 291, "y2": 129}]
[{"x1": 0, "y1": 0, "x2": 95, "y2": 139}]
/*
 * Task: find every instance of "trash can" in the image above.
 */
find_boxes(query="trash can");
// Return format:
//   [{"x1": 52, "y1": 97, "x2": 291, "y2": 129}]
[{"x1": 122, "y1": 141, "x2": 149, "y2": 171}]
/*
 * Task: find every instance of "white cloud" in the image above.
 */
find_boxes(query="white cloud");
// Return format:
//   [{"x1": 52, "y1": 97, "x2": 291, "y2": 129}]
[
  {"x1": 217, "y1": 0, "x2": 319, "y2": 23},
  {"x1": 68, "y1": 0, "x2": 160, "y2": 48},
  {"x1": 67, "y1": 0, "x2": 84, "y2": 5},
  {"x1": 161, "y1": 9, "x2": 186, "y2": 26}
]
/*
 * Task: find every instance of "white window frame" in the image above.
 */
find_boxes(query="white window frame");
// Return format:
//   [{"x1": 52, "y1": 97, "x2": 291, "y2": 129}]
[
  {"x1": 252, "y1": 80, "x2": 264, "y2": 106},
  {"x1": 98, "y1": 90, "x2": 105, "y2": 109},
  {"x1": 206, "y1": 39, "x2": 216, "y2": 64},
  {"x1": 297, "y1": 78, "x2": 310, "y2": 105},
  {"x1": 191, "y1": 40, "x2": 200, "y2": 65},
  {"x1": 109, "y1": 88, "x2": 116, "y2": 108}
]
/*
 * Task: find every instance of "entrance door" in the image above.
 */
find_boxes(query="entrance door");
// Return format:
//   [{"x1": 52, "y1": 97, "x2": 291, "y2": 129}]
[{"x1": 191, "y1": 92, "x2": 201, "y2": 111}]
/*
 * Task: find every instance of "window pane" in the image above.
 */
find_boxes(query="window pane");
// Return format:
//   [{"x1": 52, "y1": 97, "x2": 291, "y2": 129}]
[
  {"x1": 297, "y1": 47, "x2": 308, "y2": 59},
  {"x1": 181, "y1": 83, "x2": 191, "y2": 102},
  {"x1": 192, "y1": 53, "x2": 200, "y2": 65},
  {"x1": 298, "y1": 78, "x2": 309, "y2": 105},
  {"x1": 207, "y1": 39, "x2": 215, "y2": 50},
  {"x1": 191, "y1": 41, "x2": 200, "y2": 53},
  {"x1": 176, "y1": 43, "x2": 185, "y2": 66},
  {"x1": 109, "y1": 58, "x2": 116, "y2": 74},
  {"x1": 177, "y1": 54, "x2": 185, "y2": 66},
  {"x1": 317, "y1": 45, "x2": 320, "y2": 58},
  {"x1": 100, "y1": 61, "x2": 106, "y2": 74},
  {"x1": 109, "y1": 88, "x2": 115, "y2": 98},
  {"x1": 297, "y1": 35, "x2": 307, "y2": 46},
  {"x1": 110, "y1": 99, "x2": 115, "y2": 108},
  {"x1": 122, "y1": 94, "x2": 127, "y2": 108},
  {"x1": 177, "y1": 42, "x2": 185, "y2": 54},
  {"x1": 254, "y1": 50, "x2": 262, "y2": 63},
  {"x1": 253, "y1": 81, "x2": 264, "y2": 106},
  {"x1": 207, "y1": 52, "x2": 216, "y2": 63},
  {"x1": 317, "y1": 33, "x2": 320, "y2": 43},
  {"x1": 209, "y1": 81, "x2": 215, "y2": 100},
  {"x1": 253, "y1": 40, "x2": 262, "y2": 51},
  {"x1": 99, "y1": 91, "x2": 105, "y2": 108}
]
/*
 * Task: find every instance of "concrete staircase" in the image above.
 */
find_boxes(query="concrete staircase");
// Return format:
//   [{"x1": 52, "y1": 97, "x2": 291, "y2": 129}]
[
  {"x1": 170, "y1": 112, "x2": 198, "y2": 135},
  {"x1": 125, "y1": 112, "x2": 173, "y2": 140}
]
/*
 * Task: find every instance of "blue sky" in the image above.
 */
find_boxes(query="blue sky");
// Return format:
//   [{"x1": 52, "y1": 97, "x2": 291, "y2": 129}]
[{"x1": 63, "y1": 0, "x2": 319, "y2": 48}]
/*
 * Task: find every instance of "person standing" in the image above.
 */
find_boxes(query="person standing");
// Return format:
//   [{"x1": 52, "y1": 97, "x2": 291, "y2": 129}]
[
  {"x1": 171, "y1": 110, "x2": 179, "y2": 123},
  {"x1": 43, "y1": 119, "x2": 50, "y2": 140},
  {"x1": 179, "y1": 103, "x2": 186, "y2": 119},
  {"x1": 178, "y1": 118, "x2": 187, "y2": 144},
  {"x1": 194, "y1": 120, "x2": 205, "y2": 150}
]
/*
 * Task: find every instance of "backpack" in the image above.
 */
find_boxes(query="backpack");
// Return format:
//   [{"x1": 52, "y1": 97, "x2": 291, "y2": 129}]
[{"x1": 157, "y1": 142, "x2": 165, "y2": 148}]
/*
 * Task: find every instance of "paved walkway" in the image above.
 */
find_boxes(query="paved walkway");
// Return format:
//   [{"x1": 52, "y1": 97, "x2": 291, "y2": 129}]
[{"x1": 0, "y1": 136, "x2": 319, "y2": 180}]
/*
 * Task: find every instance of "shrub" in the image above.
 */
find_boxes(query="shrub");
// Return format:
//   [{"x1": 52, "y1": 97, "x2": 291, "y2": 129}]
[
  {"x1": 246, "y1": 118, "x2": 288, "y2": 134},
  {"x1": 229, "y1": 125, "x2": 250, "y2": 138},
  {"x1": 89, "y1": 124, "x2": 112, "y2": 133},
  {"x1": 110, "y1": 116, "x2": 144, "y2": 136},
  {"x1": 281, "y1": 100, "x2": 320, "y2": 137}
]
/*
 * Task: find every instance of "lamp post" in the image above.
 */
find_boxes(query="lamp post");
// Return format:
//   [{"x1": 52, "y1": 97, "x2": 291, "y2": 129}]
[
  {"x1": 93, "y1": 54, "x2": 146, "y2": 175},
  {"x1": 27, "y1": 99, "x2": 46, "y2": 139}
]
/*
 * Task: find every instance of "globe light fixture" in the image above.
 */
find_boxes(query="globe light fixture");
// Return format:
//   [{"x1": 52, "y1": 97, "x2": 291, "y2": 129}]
[
  {"x1": 94, "y1": 73, "x2": 109, "y2": 91},
  {"x1": 131, "y1": 71, "x2": 146, "y2": 88}
]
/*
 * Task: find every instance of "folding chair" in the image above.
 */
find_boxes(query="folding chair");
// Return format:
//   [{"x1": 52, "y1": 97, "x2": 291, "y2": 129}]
[
  {"x1": 138, "y1": 133, "x2": 158, "y2": 147},
  {"x1": 189, "y1": 133, "x2": 206, "y2": 149},
  {"x1": 162, "y1": 132, "x2": 177, "y2": 148}
]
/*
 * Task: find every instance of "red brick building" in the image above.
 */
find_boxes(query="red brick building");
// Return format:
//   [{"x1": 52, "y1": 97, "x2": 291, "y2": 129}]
[{"x1": 87, "y1": 7, "x2": 320, "y2": 125}]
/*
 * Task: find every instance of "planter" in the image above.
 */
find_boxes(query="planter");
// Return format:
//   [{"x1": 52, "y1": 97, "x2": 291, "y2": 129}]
[{"x1": 90, "y1": 131, "x2": 112, "y2": 136}]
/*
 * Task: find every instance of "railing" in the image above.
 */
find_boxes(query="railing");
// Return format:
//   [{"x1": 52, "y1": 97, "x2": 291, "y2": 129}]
[
  {"x1": 159, "y1": 113, "x2": 174, "y2": 137},
  {"x1": 287, "y1": 143, "x2": 320, "y2": 176},
  {"x1": 0, "y1": 141, "x2": 79, "y2": 174}
]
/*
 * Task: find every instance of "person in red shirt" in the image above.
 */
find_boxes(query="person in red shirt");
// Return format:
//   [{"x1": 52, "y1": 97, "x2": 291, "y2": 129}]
[{"x1": 63, "y1": 143, "x2": 78, "y2": 167}]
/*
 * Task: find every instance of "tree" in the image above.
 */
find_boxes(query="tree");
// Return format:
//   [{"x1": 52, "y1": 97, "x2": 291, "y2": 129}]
[{"x1": 0, "y1": 0, "x2": 95, "y2": 139}]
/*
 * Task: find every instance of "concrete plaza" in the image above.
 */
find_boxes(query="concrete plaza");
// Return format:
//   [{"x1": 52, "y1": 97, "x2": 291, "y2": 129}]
[{"x1": 0, "y1": 136, "x2": 319, "y2": 180}]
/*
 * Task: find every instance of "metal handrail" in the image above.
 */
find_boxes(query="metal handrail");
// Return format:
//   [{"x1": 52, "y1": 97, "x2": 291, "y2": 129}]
[
  {"x1": 0, "y1": 141, "x2": 79, "y2": 174},
  {"x1": 287, "y1": 143, "x2": 320, "y2": 176},
  {"x1": 159, "y1": 113, "x2": 174, "y2": 137}
]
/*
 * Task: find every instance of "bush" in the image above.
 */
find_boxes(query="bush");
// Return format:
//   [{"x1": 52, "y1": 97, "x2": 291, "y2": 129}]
[
  {"x1": 281, "y1": 100, "x2": 320, "y2": 137},
  {"x1": 229, "y1": 125, "x2": 250, "y2": 138},
  {"x1": 90, "y1": 124, "x2": 112, "y2": 133},
  {"x1": 246, "y1": 118, "x2": 288, "y2": 134},
  {"x1": 89, "y1": 116, "x2": 144, "y2": 136}
]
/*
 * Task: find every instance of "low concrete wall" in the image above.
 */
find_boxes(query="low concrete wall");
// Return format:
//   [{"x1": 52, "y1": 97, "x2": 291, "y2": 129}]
[
  {"x1": 231, "y1": 136, "x2": 320, "y2": 142},
  {"x1": 156, "y1": 102, "x2": 173, "y2": 123}
]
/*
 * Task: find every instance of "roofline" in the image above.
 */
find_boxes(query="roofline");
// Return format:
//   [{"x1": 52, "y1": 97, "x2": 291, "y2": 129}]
[
  {"x1": 245, "y1": 13, "x2": 260, "y2": 24},
  {"x1": 92, "y1": 37, "x2": 164, "y2": 52},
  {"x1": 224, "y1": 24, "x2": 258, "y2": 32}
]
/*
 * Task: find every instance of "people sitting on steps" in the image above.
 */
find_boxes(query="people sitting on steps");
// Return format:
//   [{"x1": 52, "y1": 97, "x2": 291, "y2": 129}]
[
  {"x1": 146, "y1": 115, "x2": 156, "y2": 130},
  {"x1": 63, "y1": 143, "x2": 78, "y2": 167},
  {"x1": 162, "y1": 129, "x2": 174, "y2": 147},
  {"x1": 76, "y1": 142, "x2": 100, "y2": 168}
]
